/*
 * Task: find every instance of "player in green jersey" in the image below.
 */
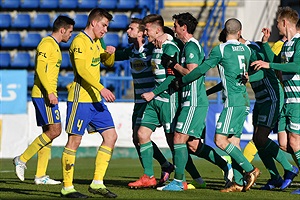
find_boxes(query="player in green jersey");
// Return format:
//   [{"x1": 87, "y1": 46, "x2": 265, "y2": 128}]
[
  {"x1": 251, "y1": 7, "x2": 300, "y2": 194},
  {"x1": 170, "y1": 18, "x2": 260, "y2": 192},
  {"x1": 115, "y1": 18, "x2": 175, "y2": 186},
  {"x1": 142, "y1": 12, "x2": 233, "y2": 191},
  {"x1": 13, "y1": 15, "x2": 75, "y2": 185}
]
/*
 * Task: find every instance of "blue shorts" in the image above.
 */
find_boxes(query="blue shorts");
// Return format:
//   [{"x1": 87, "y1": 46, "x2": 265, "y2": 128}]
[
  {"x1": 65, "y1": 101, "x2": 115, "y2": 135},
  {"x1": 32, "y1": 97, "x2": 61, "y2": 126}
]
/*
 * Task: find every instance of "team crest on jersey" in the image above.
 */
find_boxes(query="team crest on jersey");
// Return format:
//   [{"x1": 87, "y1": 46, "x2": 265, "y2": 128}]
[
  {"x1": 96, "y1": 45, "x2": 100, "y2": 51},
  {"x1": 176, "y1": 122, "x2": 183, "y2": 129},
  {"x1": 132, "y1": 59, "x2": 146, "y2": 71},
  {"x1": 156, "y1": 54, "x2": 160, "y2": 59},
  {"x1": 189, "y1": 53, "x2": 194, "y2": 59},
  {"x1": 151, "y1": 60, "x2": 157, "y2": 73}
]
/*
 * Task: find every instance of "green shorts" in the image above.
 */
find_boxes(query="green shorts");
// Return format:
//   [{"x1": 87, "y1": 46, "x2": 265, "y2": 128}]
[
  {"x1": 252, "y1": 99, "x2": 281, "y2": 129},
  {"x1": 278, "y1": 103, "x2": 300, "y2": 134},
  {"x1": 141, "y1": 98, "x2": 178, "y2": 134},
  {"x1": 216, "y1": 106, "x2": 250, "y2": 138},
  {"x1": 132, "y1": 103, "x2": 147, "y2": 129},
  {"x1": 176, "y1": 106, "x2": 208, "y2": 138}
]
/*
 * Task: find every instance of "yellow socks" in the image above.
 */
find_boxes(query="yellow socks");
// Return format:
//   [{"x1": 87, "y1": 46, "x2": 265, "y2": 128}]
[
  {"x1": 20, "y1": 133, "x2": 51, "y2": 163},
  {"x1": 62, "y1": 147, "x2": 76, "y2": 188},
  {"x1": 243, "y1": 140, "x2": 258, "y2": 163},
  {"x1": 93, "y1": 146, "x2": 112, "y2": 181},
  {"x1": 36, "y1": 142, "x2": 52, "y2": 177}
]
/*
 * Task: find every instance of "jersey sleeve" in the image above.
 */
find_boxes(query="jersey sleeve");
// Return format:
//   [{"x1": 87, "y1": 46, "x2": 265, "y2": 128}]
[
  {"x1": 115, "y1": 47, "x2": 131, "y2": 61},
  {"x1": 36, "y1": 41, "x2": 55, "y2": 94},
  {"x1": 163, "y1": 43, "x2": 180, "y2": 76},
  {"x1": 185, "y1": 42, "x2": 201, "y2": 64}
]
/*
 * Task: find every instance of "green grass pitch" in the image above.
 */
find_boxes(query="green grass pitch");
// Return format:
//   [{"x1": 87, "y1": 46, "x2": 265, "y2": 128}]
[{"x1": 0, "y1": 157, "x2": 299, "y2": 199}]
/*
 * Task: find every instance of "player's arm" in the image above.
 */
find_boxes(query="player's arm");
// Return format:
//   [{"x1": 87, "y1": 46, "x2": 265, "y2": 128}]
[
  {"x1": 35, "y1": 43, "x2": 56, "y2": 96},
  {"x1": 206, "y1": 82, "x2": 222, "y2": 96},
  {"x1": 182, "y1": 46, "x2": 221, "y2": 84},
  {"x1": 100, "y1": 38, "x2": 115, "y2": 67},
  {"x1": 115, "y1": 47, "x2": 130, "y2": 61}
]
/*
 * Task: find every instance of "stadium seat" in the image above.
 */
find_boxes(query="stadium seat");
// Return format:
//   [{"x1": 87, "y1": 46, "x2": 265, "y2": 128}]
[
  {"x1": 117, "y1": 0, "x2": 136, "y2": 9},
  {"x1": 21, "y1": 32, "x2": 42, "y2": 48},
  {"x1": 20, "y1": 0, "x2": 39, "y2": 9},
  {"x1": 60, "y1": 33, "x2": 76, "y2": 49},
  {"x1": 59, "y1": 72, "x2": 74, "y2": 88},
  {"x1": 138, "y1": 0, "x2": 155, "y2": 13},
  {"x1": 0, "y1": 52, "x2": 11, "y2": 68},
  {"x1": 109, "y1": 14, "x2": 128, "y2": 29},
  {"x1": 1, "y1": 32, "x2": 21, "y2": 48},
  {"x1": 11, "y1": 13, "x2": 31, "y2": 29},
  {"x1": 61, "y1": 52, "x2": 71, "y2": 69},
  {"x1": 121, "y1": 32, "x2": 129, "y2": 48},
  {"x1": 1, "y1": 0, "x2": 20, "y2": 9},
  {"x1": 131, "y1": 13, "x2": 144, "y2": 19},
  {"x1": 74, "y1": 14, "x2": 88, "y2": 29},
  {"x1": 98, "y1": 0, "x2": 117, "y2": 10},
  {"x1": 27, "y1": 71, "x2": 35, "y2": 88},
  {"x1": 103, "y1": 33, "x2": 120, "y2": 47},
  {"x1": 11, "y1": 52, "x2": 31, "y2": 68},
  {"x1": 78, "y1": 0, "x2": 97, "y2": 9},
  {"x1": 31, "y1": 13, "x2": 50, "y2": 29},
  {"x1": 59, "y1": 0, "x2": 78, "y2": 9},
  {"x1": 40, "y1": 0, "x2": 59, "y2": 9},
  {"x1": 0, "y1": 13, "x2": 11, "y2": 29}
]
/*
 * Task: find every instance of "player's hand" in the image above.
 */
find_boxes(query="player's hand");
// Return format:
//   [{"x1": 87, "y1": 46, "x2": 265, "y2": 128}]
[
  {"x1": 169, "y1": 77, "x2": 183, "y2": 91},
  {"x1": 237, "y1": 72, "x2": 249, "y2": 85},
  {"x1": 161, "y1": 52, "x2": 178, "y2": 69},
  {"x1": 154, "y1": 33, "x2": 168, "y2": 48},
  {"x1": 48, "y1": 93, "x2": 58, "y2": 105},
  {"x1": 105, "y1": 46, "x2": 116, "y2": 54},
  {"x1": 141, "y1": 92, "x2": 155, "y2": 102},
  {"x1": 100, "y1": 88, "x2": 116, "y2": 102},
  {"x1": 261, "y1": 28, "x2": 271, "y2": 43},
  {"x1": 251, "y1": 60, "x2": 270, "y2": 71}
]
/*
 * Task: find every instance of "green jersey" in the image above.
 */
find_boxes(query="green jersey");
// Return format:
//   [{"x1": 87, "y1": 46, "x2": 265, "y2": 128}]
[
  {"x1": 180, "y1": 37, "x2": 208, "y2": 107},
  {"x1": 152, "y1": 40, "x2": 180, "y2": 101},
  {"x1": 115, "y1": 41, "x2": 155, "y2": 104}
]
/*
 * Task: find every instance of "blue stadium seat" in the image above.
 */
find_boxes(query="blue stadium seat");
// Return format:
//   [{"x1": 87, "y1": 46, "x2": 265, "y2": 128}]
[
  {"x1": 61, "y1": 52, "x2": 71, "y2": 69},
  {"x1": 27, "y1": 71, "x2": 35, "y2": 88},
  {"x1": 11, "y1": 13, "x2": 31, "y2": 29},
  {"x1": 40, "y1": 0, "x2": 59, "y2": 9},
  {"x1": 109, "y1": 14, "x2": 128, "y2": 29},
  {"x1": 103, "y1": 33, "x2": 120, "y2": 47},
  {"x1": 0, "y1": 13, "x2": 11, "y2": 29},
  {"x1": 121, "y1": 32, "x2": 129, "y2": 48},
  {"x1": 1, "y1": 32, "x2": 21, "y2": 48},
  {"x1": 59, "y1": 0, "x2": 78, "y2": 9},
  {"x1": 138, "y1": 0, "x2": 155, "y2": 13},
  {"x1": 0, "y1": 52, "x2": 11, "y2": 68},
  {"x1": 131, "y1": 13, "x2": 144, "y2": 19},
  {"x1": 31, "y1": 13, "x2": 50, "y2": 29},
  {"x1": 11, "y1": 52, "x2": 31, "y2": 68},
  {"x1": 20, "y1": 0, "x2": 39, "y2": 9},
  {"x1": 98, "y1": 0, "x2": 117, "y2": 10},
  {"x1": 117, "y1": 0, "x2": 136, "y2": 9},
  {"x1": 21, "y1": 33, "x2": 42, "y2": 48},
  {"x1": 74, "y1": 14, "x2": 88, "y2": 29},
  {"x1": 60, "y1": 33, "x2": 76, "y2": 49},
  {"x1": 1, "y1": 0, "x2": 20, "y2": 9},
  {"x1": 78, "y1": 0, "x2": 97, "y2": 9},
  {"x1": 59, "y1": 72, "x2": 74, "y2": 88}
]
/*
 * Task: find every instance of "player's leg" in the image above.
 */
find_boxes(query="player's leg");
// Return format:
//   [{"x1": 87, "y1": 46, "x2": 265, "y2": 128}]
[
  {"x1": 243, "y1": 140, "x2": 257, "y2": 163},
  {"x1": 215, "y1": 106, "x2": 259, "y2": 191},
  {"x1": 60, "y1": 102, "x2": 91, "y2": 198},
  {"x1": 13, "y1": 98, "x2": 61, "y2": 181}
]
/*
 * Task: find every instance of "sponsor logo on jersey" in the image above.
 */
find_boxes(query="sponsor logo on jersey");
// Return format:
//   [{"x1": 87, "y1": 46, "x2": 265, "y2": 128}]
[
  {"x1": 132, "y1": 59, "x2": 146, "y2": 71},
  {"x1": 258, "y1": 115, "x2": 267, "y2": 122},
  {"x1": 290, "y1": 121, "x2": 300, "y2": 131},
  {"x1": 189, "y1": 53, "x2": 194, "y2": 59}
]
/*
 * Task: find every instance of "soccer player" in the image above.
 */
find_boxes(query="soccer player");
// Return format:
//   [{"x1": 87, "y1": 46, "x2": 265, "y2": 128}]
[
  {"x1": 141, "y1": 12, "x2": 233, "y2": 191},
  {"x1": 60, "y1": 8, "x2": 117, "y2": 198},
  {"x1": 127, "y1": 14, "x2": 181, "y2": 189},
  {"x1": 115, "y1": 18, "x2": 174, "y2": 186},
  {"x1": 13, "y1": 15, "x2": 75, "y2": 184},
  {"x1": 170, "y1": 18, "x2": 260, "y2": 192},
  {"x1": 251, "y1": 7, "x2": 300, "y2": 193}
]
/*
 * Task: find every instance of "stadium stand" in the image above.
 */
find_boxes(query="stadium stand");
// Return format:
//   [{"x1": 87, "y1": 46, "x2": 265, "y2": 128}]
[
  {"x1": 21, "y1": 32, "x2": 42, "y2": 49},
  {"x1": 78, "y1": 0, "x2": 98, "y2": 9},
  {"x1": 98, "y1": 0, "x2": 118, "y2": 10},
  {"x1": 1, "y1": 32, "x2": 21, "y2": 49},
  {"x1": 0, "y1": 52, "x2": 11, "y2": 68},
  {"x1": 73, "y1": 13, "x2": 88, "y2": 29},
  {"x1": 20, "y1": 0, "x2": 39, "y2": 9},
  {"x1": 39, "y1": 0, "x2": 59, "y2": 9},
  {"x1": 0, "y1": 13, "x2": 11, "y2": 29},
  {"x1": 1, "y1": 0, "x2": 20, "y2": 9},
  {"x1": 117, "y1": 0, "x2": 137, "y2": 9},
  {"x1": 11, "y1": 13, "x2": 31, "y2": 29},
  {"x1": 59, "y1": 0, "x2": 78, "y2": 9},
  {"x1": 109, "y1": 14, "x2": 129, "y2": 29},
  {"x1": 103, "y1": 33, "x2": 120, "y2": 47},
  {"x1": 10, "y1": 52, "x2": 31, "y2": 68},
  {"x1": 30, "y1": 13, "x2": 51, "y2": 29}
]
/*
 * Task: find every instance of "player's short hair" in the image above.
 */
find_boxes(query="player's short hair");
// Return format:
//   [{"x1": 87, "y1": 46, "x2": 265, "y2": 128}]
[
  {"x1": 218, "y1": 28, "x2": 227, "y2": 43},
  {"x1": 172, "y1": 12, "x2": 198, "y2": 34},
  {"x1": 225, "y1": 18, "x2": 242, "y2": 34},
  {"x1": 87, "y1": 8, "x2": 113, "y2": 27},
  {"x1": 131, "y1": 18, "x2": 145, "y2": 33},
  {"x1": 276, "y1": 6, "x2": 299, "y2": 25},
  {"x1": 142, "y1": 14, "x2": 164, "y2": 29},
  {"x1": 52, "y1": 15, "x2": 75, "y2": 32},
  {"x1": 296, "y1": 18, "x2": 300, "y2": 31}
]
